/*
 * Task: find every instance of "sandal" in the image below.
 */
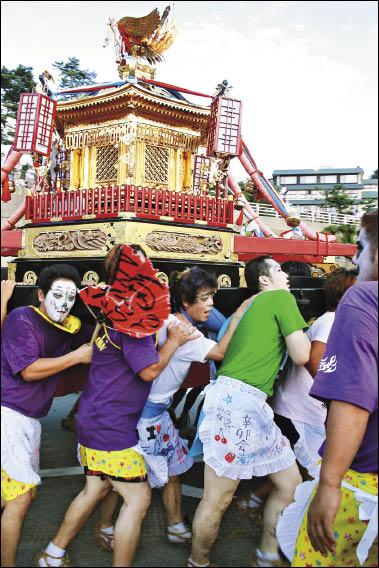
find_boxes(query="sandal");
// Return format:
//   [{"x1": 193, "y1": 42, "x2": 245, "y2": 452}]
[
  {"x1": 184, "y1": 561, "x2": 218, "y2": 567},
  {"x1": 35, "y1": 550, "x2": 70, "y2": 567},
  {"x1": 250, "y1": 550, "x2": 289, "y2": 567},
  {"x1": 94, "y1": 522, "x2": 114, "y2": 553}
]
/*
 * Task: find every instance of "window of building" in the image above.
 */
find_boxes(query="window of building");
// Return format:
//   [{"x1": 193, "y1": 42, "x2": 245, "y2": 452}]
[
  {"x1": 95, "y1": 145, "x2": 118, "y2": 182},
  {"x1": 279, "y1": 176, "x2": 297, "y2": 184},
  {"x1": 299, "y1": 176, "x2": 317, "y2": 184},
  {"x1": 144, "y1": 145, "x2": 169, "y2": 184},
  {"x1": 319, "y1": 175, "x2": 337, "y2": 183},
  {"x1": 340, "y1": 174, "x2": 358, "y2": 183}
]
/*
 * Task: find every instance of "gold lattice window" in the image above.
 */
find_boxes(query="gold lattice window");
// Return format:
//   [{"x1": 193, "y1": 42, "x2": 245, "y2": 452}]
[
  {"x1": 96, "y1": 145, "x2": 118, "y2": 182},
  {"x1": 144, "y1": 145, "x2": 169, "y2": 184}
]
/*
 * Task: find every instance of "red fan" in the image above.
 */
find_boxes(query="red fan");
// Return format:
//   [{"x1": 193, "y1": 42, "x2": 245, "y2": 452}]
[{"x1": 79, "y1": 245, "x2": 170, "y2": 339}]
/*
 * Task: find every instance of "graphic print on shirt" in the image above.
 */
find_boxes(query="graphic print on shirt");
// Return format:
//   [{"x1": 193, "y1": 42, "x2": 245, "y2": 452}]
[{"x1": 319, "y1": 354, "x2": 337, "y2": 373}]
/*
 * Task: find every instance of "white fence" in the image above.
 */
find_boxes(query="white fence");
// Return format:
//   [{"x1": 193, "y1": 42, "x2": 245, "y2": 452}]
[{"x1": 251, "y1": 203, "x2": 359, "y2": 226}]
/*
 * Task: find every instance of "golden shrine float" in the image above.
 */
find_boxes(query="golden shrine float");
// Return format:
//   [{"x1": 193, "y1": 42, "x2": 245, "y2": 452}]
[{"x1": 1, "y1": 5, "x2": 356, "y2": 320}]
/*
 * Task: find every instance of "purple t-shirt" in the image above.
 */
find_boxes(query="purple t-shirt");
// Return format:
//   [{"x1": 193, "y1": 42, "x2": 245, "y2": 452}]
[
  {"x1": 76, "y1": 326, "x2": 159, "y2": 451},
  {"x1": 310, "y1": 281, "x2": 378, "y2": 473},
  {"x1": 1, "y1": 306, "x2": 91, "y2": 418}
]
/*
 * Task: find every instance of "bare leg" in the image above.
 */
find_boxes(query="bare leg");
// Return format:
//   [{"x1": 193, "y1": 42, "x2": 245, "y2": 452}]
[
  {"x1": 99, "y1": 490, "x2": 119, "y2": 529},
  {"x1": 190, "y1": 464, "x2": 240, "y2": 565},
  {"x1": 259, "y1": 463, "x2": 302, "y2": 554},
  {"x1": 162, "y1": 475, "x2": 183, "y2": 526},
  {"x1": 52, "y1": 475, "x2": 111, "y2": 549},
  {"x1": 1, "y1": 491, "x2": 33, "y2": 567},
  {"x1": 252, "y1": 479, "x2": 273, "y2": 502},
  {"x1": 110, "y1": 479, "x2": 151, "y2": 568}
]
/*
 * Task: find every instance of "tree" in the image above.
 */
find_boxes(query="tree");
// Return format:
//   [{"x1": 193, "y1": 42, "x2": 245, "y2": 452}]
[
  {"x1": 323, "y1": 184, "x2": 354, "y2": 214},
  {"x1": 52, "y1": 57, "x2": 97, "y2": 89},
  {"x1": 369, "y1": 169, "x2": 378, "y2": 179},
  {"x1": 238, "y1": 179, "x2": 258, "y2": 203},
  {"x1": 1, "y1": 65, "x2": 35, "y2": 144},
  {"x1": 362, "y1": 198, "x2": 377, "y2": 213},
  {"x1": 324, "y1": 223, "x2": 358, "y2": 244}
]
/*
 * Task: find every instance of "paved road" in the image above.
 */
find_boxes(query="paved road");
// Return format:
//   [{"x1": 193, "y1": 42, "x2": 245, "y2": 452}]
[{"x1": 16, "y1": 394, "x2": 264, "y2": 567}]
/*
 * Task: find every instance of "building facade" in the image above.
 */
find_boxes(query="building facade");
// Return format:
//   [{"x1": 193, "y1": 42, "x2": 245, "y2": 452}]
[{"x1": 271, "y1": 167, "x2": 378, "y2": 213}]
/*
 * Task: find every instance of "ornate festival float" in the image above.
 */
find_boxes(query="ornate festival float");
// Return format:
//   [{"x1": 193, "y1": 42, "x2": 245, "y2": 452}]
[{"x1": 1, "y1": 5, "x2": 356, "y2": 320}]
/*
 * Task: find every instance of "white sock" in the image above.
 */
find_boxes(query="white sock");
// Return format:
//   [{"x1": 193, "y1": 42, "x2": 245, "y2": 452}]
[
  {"x1": 100, "y1": 525, "x2": 114, "y2": 535},
  {"x1": 38, "y1": 543, "x2": 65, "y2": 567},
  {"x1": 168, "y1": 521, "x2": 187, "y2": 530},
  {"x1": 187, "y1": 558, "x2": 210, "y2": 567},
  {"x1": 249, "y1": 492, "x2": 264, "y2": 508},
  {"x1": 255, "y1": 548, "x2": 280, "y2": 567}
]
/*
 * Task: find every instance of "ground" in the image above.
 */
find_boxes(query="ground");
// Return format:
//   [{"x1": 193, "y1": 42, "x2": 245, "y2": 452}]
[{"x1": 15, "y1": 394, "x2": 264, "y2": 567}]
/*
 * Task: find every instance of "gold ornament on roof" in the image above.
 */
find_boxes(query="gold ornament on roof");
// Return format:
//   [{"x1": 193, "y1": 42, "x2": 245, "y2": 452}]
[{"x1": 105, "y1": 5, "x2": 176, "y2": 79}]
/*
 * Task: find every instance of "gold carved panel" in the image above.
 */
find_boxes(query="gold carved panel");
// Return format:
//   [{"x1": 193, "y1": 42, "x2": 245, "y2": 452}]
[
  {"x1": 20, "y1": 220, "x2": 236, "y2": 264},
  {"x1": 123, "y1": 223, "x2": 234, "y2": 262},
  {"x1": 21, "y1": 223, "x2": 118, "y2": 259}
]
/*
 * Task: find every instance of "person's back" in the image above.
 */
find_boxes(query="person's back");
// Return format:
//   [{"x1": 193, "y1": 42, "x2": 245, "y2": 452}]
[
  {"x1": 188, "y1": 256, "x2": 311, "y2": 568},
  {"x1": 218, "y1": 289, "x2": 307, "y2": 396},
  {"x1": 277, "y1": 209, "x2": 379, "y2": 568},
  {"x1": 311, "y1": 280, "x2": 378, "y2": 473}
]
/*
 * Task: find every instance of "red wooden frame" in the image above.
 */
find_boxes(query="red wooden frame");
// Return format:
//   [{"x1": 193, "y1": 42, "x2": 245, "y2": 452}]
[
  {"x1": 14, "y1": 93, "x2": 57, "y2": 157},
  {"x1": 234, "y1": 235, "x2": 357, "y2": 261},
  {"x1": 25, "y1": 185, "x2": 234, "y2": 227},
  {"x1": 207, "y1": 96, "x2": 242, "y2": 157}
]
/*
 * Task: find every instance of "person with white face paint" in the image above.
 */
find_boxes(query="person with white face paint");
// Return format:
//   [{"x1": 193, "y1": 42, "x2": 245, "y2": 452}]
[
  {"x1": 278, "y1": 209, "x2": 378, "y2": 568},
  {"x1": 1, "y1": 264, "x2": 93, "y2": 568}
]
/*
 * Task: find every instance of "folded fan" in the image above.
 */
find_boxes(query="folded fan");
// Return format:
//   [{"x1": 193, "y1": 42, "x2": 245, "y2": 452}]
[{"x1": 80, "y1": 244, "x2": 170, "y2": 338}]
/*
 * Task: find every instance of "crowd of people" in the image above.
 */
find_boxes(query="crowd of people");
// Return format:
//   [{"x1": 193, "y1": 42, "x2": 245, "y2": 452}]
[{"x1": 1, "y1": 209, "x2": 377, "y2": 568}]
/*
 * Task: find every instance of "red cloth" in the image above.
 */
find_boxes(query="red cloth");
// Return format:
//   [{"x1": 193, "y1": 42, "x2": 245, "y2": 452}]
[
  {"x1": 1, "y1": 175, "x2": 11, "y2": 203},
  {"x1": 181, "y1": 361, "x2": 210, "y2": 389},
  {"x1": 55, "y1": 364, "x2": 89, "y2": 397}
]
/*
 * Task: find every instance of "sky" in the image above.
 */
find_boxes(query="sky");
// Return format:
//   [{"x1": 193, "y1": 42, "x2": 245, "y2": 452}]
[{"x1": 1, "y1": 0, "x2": 378, "y2": 180}]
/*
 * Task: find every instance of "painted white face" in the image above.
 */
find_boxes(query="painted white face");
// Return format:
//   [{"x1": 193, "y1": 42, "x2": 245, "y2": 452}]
[
  {"x1": 352, "y1": 228, "x2": 378, "y2": 282},
  {"x1": 43, "y1": 279, "x2": 77, "y2": 323}
]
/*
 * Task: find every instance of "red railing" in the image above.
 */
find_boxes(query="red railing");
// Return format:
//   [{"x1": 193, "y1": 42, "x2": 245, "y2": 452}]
[{"x1": 25, "y1": 185, "x2": 234, "y2": 227}]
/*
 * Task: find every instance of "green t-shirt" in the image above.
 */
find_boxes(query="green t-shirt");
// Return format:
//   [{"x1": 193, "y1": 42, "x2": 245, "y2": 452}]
[{"x1": 217, "y1": 289, "x2": 308, "y2": 396}]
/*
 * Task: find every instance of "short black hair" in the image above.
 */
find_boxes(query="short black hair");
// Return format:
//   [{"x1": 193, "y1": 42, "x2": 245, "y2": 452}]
[
  {"x1": 170, "y1": 267, "x2": 218, "y2": 311},
  {"x1": 37, "y1": 264, "x2": 81, "y2": 296},
  {"x1": 244, "y1": 256, "x2": 272, "y2": 294},
  {"x1": 281, "y1": 261, "x2": 312, "y2": 277}
]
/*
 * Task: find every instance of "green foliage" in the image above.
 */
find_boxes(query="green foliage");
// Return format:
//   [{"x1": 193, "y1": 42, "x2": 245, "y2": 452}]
[
  {"x1": 1, "y1": 65, "x2": 35, "y2": 144},
  {"x1": 323, "y1": 184, "x2": 354, "y2": 214},
  {"x1": 52, "y1": 57, "x2": 97, "y2": 89},
  {"x1": 324, "y1": 223, "x2": 358, "y2": 244},
  {"x1": 369, "y1": 169, "x2": 378, "y2": 179},
  {"x1": 362, "y1": 198, "x2": 377, "y2": 213},
  {"x1": 238, "y1": 179, "x2": 257, "y2": 203},
  {"x1": 20, "y1": 164, "x2": 29, "y2": 179}
]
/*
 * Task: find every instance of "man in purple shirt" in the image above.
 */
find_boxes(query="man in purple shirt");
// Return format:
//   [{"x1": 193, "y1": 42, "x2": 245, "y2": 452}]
[
  {"x1": 286, "y1": 209, "x2": 378, "y2": 567},
  {"x1": 37, "y1": 244, "x2": 198, "y2": 568},
  {"x1": 1, "y1": 264, "x2": 93, "y2": 568}
]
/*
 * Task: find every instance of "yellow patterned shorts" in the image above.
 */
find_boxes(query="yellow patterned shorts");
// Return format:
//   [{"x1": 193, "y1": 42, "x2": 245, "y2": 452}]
[
  {"x1": 79, "y1": 445, "x2": 147, "y2": 482},
  {"x1": 292, "y1": 469, "x2": 378, "y2": 567},
  {"x1": 1, "y1": 468, "x2": 38, "y2": 502}
]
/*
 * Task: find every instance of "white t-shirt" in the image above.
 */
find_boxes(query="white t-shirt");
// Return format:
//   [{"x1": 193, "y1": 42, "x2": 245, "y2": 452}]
[
  {"x1": 148, "y1": 315, "x2": 216, "y2": 405},
  {"x1": 272, "y1": 311, "x2": 335, "y2": 427}
]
